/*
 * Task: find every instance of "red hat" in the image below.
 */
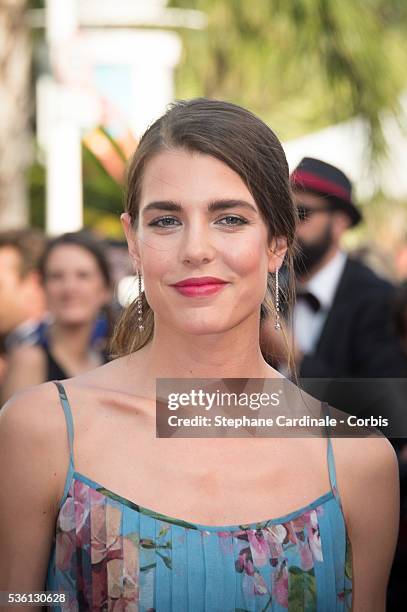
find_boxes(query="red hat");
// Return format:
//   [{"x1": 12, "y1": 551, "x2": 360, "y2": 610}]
[{"x1": 291, "y1": 157, "x2": 362, "y2": 227}]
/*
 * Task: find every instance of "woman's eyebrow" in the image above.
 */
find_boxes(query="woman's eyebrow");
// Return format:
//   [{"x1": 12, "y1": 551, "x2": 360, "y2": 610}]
[
  {"x1": 208, "y1": 199, "x2": 258, "y2": 214},
  {"x1": 142, "y1": 199, "x2": 258, "y2": 214}
]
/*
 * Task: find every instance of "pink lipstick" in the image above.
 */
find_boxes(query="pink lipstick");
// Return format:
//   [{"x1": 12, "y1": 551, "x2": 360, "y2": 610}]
[{"x1": 170, "y1": 276, "x2": 228, "y2": 297}]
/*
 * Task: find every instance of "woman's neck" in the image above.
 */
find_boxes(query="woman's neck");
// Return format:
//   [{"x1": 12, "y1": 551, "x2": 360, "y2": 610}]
[{"x1": 141, "y1": 317, "x2": 277, "y2": 380}]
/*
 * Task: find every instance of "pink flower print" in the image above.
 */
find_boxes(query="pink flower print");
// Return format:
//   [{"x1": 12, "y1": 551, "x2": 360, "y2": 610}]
[
  {"x1": 62, "y1": 597, "x2": 79, "y2": 612},
  {"x1": 253, "y1": 571, "x2": 268, "y2": 595},
  {"x1": 122, "y1": 534, "x2": 139, "y2": 601},
  {"x1": 273, "y1": 560, "x2": 289, "y2": 607},
  {"x1": 286, "y1": 514, "x2": 310, "y2": 543},
  {"x1": 91, "y1": 557, "x2": 109, "y2": 610},
  {"x1": 123, "y1": 538, "x2": 139, "y2": 612},
  {"x1": 247, "y1": 530, "x2": 270, "y2": 567},
  {"x1": 242, "y1": 572, "x2": 255, "y2": 597},
  {"x1": 55, "y1": 529, "x2": 76, "y2": 571},
  {"x1": 109, "y1": 600, "x2": 131, "y2": 612},
  {"x1": 264, "y1": 524, "x2": 286, "y2": 563},
  {"x1": 287, "y1": 514, "x2": 308, "y2": 544},
  {"x1": 316, "y1": 504, "x2": 324, "y2": 517},
  {"x1": 75, "y1": 496, "x2": 91, "y2": 550},
  {"x1": 286, "y1": 519, "x2": 313, "y2": 571},
  {"x1": 218, "y1": 531, "x2": 234, "y2": 555},
  {"x1": 58, "y1": 496, "x2": 75, "y2": 533},
  {"x1": 73, "y1": 481, "x2": 91, "y2": 534},
  {"x1": 298, "y1": 541, "x2": 313, "y2": 571},
  {"x1": 107, "y1": 558, "x2": 124, "y2": 600},
  {"x1": 308, "y1": 510, "x2": 323, "y2": 562},
  {"x1": 241, "y1": 570, "x2": 268, "y2": 597},
  {"x1": 265, "y1": 524, "x2": 287, "y2": 545},
  {"x1": 90, "y1": 501, "x2": 109, "y2": 565},
  {"x1": 235, "y1": 546, "x2": 255, "y2": 576},
  {"x1": 106, "y1": 504, "x2": 122, "y2": 556},
  {"x1": 244, "y1": 558, "x2": 255, "y2": 577},
  {"x1": 88, "y1": 491, "x2": 122, "y2": 566},
  {"x1": 291, "y1": 514, "x2": 307, "y2": 532}
]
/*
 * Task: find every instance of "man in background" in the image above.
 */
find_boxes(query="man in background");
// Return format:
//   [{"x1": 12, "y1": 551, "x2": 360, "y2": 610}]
[
  {"x1": 0, "y1": 230, "x2": 47, "y2": 390},
  {"x1": 262, "y1": 157, "x2": 407, "y2": 378},
  {"x1": 261, "y1": 157, "x2": 407, "y2": 608}
]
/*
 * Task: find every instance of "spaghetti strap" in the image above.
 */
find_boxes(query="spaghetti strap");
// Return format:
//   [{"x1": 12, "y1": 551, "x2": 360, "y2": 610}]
[
  {"x1": 53, "y1": 380, "x2": 75, "y2": 472},
  {"x1": 322, "y1": 401, "x2": 342, "y2": 506}
]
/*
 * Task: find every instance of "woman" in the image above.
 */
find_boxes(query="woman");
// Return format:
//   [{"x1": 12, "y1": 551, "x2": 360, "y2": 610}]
[
  {"x1": 1, "y1": 231, "x2": 113, "y2": 402},
  {"x1": 0, "y1": 99, "x2": 399, "y2": 610}
]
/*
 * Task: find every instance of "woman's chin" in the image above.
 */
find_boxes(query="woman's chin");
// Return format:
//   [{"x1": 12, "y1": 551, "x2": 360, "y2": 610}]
[{"x1": 174, "y1": 320, "x2": 233, "y2": 336}]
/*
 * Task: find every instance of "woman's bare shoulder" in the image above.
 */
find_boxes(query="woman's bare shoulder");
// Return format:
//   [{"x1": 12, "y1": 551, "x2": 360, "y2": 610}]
[
  {"x1": 331, "y1": 434, "x2": 399, "y2": 527},
  {"x1": 330, "y1": 435, "x2": 399, "y2": 609},
  {"x1": 0, "y1": 381, "x2": 66, "y2": 445},
  {"x1": 0, "y1": 381, "x2": 73, "y2": 510},
  {"x1": 331, "y1": 432, "x2": 398, "y2": 477}
]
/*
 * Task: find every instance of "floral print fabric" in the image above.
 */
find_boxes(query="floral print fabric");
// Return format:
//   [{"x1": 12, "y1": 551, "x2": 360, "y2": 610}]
[{"x1": 46, "y1": 474, "x2": 352, "y2": 611}]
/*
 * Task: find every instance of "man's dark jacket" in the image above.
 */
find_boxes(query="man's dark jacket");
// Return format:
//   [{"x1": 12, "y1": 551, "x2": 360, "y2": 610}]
[{"x1": 299, "y1": 256, "x2": 407, "y2": 378}]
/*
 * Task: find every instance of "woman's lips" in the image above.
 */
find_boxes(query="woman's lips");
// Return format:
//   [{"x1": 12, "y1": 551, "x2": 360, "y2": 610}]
[{"x1": 171, "y1": 282, "x2": 228, "y2": 297}]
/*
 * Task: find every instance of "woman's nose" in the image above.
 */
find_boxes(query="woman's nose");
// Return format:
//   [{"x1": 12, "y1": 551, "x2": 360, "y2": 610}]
[{"x1": 178, "y1": 223, "x2": 216, "y2": 266}]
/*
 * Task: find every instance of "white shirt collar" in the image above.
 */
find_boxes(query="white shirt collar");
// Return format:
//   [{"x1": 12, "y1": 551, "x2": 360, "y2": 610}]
[{"x1": 304, "y1": 250, "x2": 347, "y2": 310}]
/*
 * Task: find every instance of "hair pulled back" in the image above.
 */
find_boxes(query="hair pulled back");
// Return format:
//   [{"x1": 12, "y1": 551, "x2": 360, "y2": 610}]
[{"x1": 111, "y1": 98, "x2": 298, "y2": 367}]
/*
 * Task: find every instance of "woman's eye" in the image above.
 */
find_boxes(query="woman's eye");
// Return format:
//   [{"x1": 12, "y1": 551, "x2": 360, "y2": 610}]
[
  {"x1": 148, "y1": 217, "x2": 181, "y2": 228},
  {"x1": 216, "y1": 215, "x2": 248, "y2": 226},
  {"x1": 148, "y1": 215, "x2": 248, "y2": 228}
]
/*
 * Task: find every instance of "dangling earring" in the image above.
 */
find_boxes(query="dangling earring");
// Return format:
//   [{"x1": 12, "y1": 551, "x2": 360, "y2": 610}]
[
  {"x1": 274, "y1": 267, "x2": 281, "y2": 330},
  {"x1": 137, "y1": 270, "x2": 144, "y2": 332}
]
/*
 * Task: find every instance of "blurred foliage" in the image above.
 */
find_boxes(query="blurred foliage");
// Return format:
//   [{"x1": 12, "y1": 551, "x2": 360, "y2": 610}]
[
  {"x1": 29, "y1": 143, "x2": 124, "y2": 238},
  {"x1": 27, "y1": 0, "x2": 407, "y2": 237},
  {"x1": 28, "y1": 157, "x2": 45, "y2": 228},
  {"x1": 82, "y1": 143, "x2": 124, "y2": 238},
  {"x1": 27, "y1": 0, "x2": 125, "y2": 237},
  {"x1": 343, "y1": 193, "x2": 407, "y2": 280},
  {"x1": 169, "y1": 0, "x2": 407, "y2": 153}
]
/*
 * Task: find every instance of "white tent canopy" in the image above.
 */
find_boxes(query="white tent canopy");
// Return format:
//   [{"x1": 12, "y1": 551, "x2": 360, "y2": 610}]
[{"x1": 284, "y1": 92, "x2": 407, "y2": 202}]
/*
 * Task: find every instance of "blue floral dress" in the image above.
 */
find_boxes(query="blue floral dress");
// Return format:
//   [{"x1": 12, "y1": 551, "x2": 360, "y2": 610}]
[{"x1": 46, "y1": 381, "x2": 352, "y2": 611}]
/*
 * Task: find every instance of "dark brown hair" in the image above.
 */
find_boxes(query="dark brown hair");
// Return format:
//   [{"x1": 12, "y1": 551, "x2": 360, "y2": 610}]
[
  {"x1": 0, "y1": 229, "x2": 46, "y2": 277},
  {"x1": 39, "y1": 230, "x2": 112, "y2": 289},
  {"x1": 111, "y1": 98, "x2": 298, "y2": 369}
]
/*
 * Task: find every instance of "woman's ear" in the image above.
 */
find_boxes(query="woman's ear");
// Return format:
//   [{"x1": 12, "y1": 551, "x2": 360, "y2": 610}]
[
  {"x1": 268, "y1": 236, "x2": 288, "y2": 273},
  {"x1": 121, "y1": 213, "x2": 141, "y2": 270}
]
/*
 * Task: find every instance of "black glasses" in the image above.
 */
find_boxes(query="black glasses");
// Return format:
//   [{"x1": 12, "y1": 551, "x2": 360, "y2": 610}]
[{"x1": 296, "y1": 203, "x2": 333, "y2": 222}]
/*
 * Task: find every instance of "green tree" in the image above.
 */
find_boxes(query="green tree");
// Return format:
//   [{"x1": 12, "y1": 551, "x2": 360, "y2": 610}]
[{"x1": 170, "y1": 0, "x2": 407, "y2": 153}]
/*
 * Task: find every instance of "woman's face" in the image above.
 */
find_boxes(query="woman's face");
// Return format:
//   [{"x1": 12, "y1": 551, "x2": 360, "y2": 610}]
[
  {"x1": 44, "y1": 245, "x2": 110, "y2": 326},
  {"x1": 122, "y1": 149, "x2": 286, "y2": 336}
]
